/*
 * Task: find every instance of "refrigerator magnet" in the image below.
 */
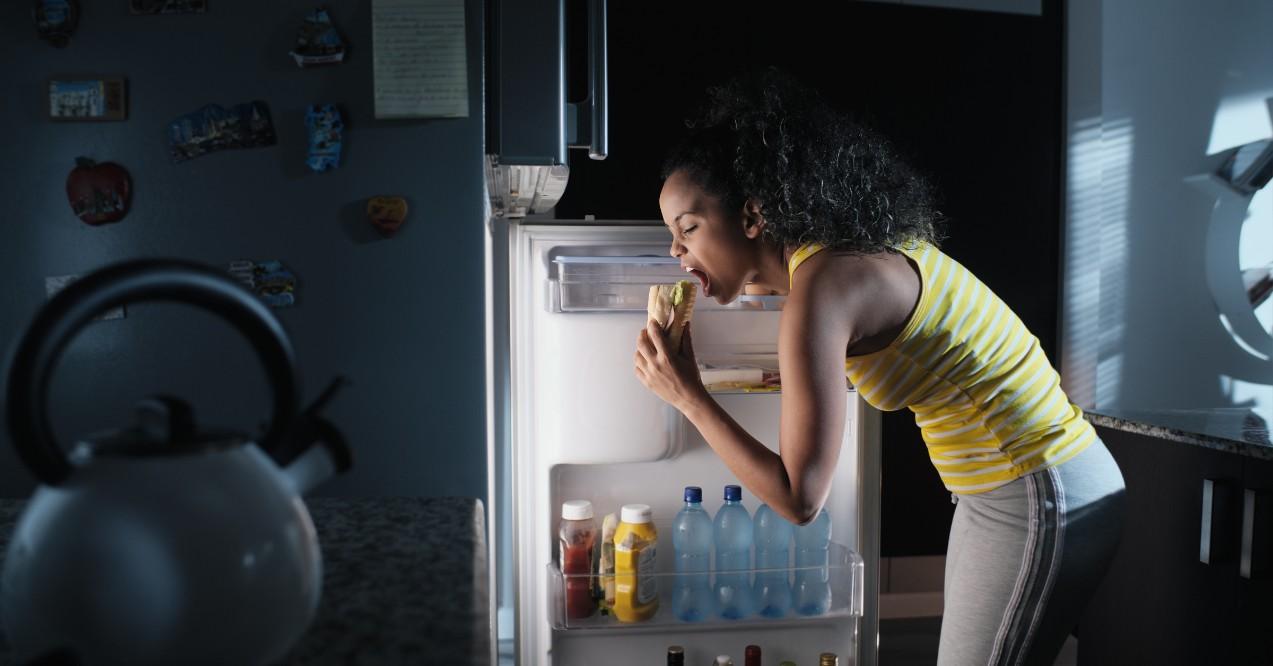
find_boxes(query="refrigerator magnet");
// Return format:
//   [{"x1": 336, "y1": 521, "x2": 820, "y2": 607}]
[
  {"x1": 34, "y1": 0, "x2": 78, "y2": 48},
  {"x1": 290, "y1": 7, "x2": 346, "y2": 68},
  {"x1": 48, "y1": 78, "x2": 127, "y2": 121},
  {"x1": 45, "y1": 275, "x2": 125, "y2": 320},
  {"x1": 227, "y1": 259, "x2": 297, "y2": 308},
  {"x1": 366, "y1": 196, "x2": 408, "y2": 237},
  {"x1": 65, "y1": 157, "x2": 131, "y2": 226},
  {"x1": 128, "y1": 0, "x2": 206, "y2": 14},
  {"x1": 305, "y1": 105, "x2": 343, "y2": 172},
  {"x1": 167, "y1": 101, "x2": 276, "y2": 163}
]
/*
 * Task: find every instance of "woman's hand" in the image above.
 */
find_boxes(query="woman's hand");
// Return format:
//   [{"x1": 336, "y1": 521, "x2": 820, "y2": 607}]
[{"x1": 635, "y1": 321, "x2": 707, "y2": 414}]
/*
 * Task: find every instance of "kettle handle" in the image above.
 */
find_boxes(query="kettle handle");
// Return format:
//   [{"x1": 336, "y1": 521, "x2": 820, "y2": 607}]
[{"x1": 5, "y1": 259, "x2": 299, "y2": 485}]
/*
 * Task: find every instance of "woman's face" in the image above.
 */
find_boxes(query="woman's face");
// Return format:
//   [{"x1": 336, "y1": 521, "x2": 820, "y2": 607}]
[{"x1": 658, "y1": 169, "x2": 762, "y2": 304}]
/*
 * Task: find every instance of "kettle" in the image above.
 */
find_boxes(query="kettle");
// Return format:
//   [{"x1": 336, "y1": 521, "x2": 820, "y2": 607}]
[{"x1": 0, "y1": 259, "x2": 352, "y2": 665}]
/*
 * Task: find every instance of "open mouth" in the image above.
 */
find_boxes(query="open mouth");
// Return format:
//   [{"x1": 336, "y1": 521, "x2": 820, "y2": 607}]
[{"x1": 685, "y1": 267, "x2": 711, "y2": 298}]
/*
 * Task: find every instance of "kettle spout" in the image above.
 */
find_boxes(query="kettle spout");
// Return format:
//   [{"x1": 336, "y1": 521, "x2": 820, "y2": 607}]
[
  {"x1": 274, "y1": 376, "x2": 353, "y2": 494},
  {"x1": 281, "y1": 417, "x2": 352, "y2": 495}
]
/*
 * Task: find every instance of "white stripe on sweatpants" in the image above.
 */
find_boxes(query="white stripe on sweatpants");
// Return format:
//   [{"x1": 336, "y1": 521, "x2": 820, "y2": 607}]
[
  {"x1": 988, "y1": 473, "x2": 1039, "y2": 664},
  {"x1": 1017, "y1": 467, "x2": 1067, "y2": 664},
  {"x1": 993, "y1": 466, "x2": 1066, "y2": 666}
]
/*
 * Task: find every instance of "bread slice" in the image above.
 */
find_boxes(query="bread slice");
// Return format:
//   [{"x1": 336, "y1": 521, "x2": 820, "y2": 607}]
[{"x1": 647, "y1": 280, "x2": 696, "y2": 351}]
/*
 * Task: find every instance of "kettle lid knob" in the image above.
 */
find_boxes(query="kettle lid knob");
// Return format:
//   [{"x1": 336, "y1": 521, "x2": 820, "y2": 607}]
[
  {"x1": 71, "y1": 396, "x2": 247, "y2": 462},
  {"x1": 134, "y1": 396, "x2": 196, "y2": 445}
]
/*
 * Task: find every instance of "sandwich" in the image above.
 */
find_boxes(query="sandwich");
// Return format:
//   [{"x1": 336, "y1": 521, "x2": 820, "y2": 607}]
[{"x1": 647, "y1": 280, "x2": 696, "y2": 351}]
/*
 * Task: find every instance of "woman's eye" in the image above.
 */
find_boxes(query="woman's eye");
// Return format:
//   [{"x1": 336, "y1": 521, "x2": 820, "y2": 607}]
[{"x1": 682, "y1": 225, "x2": 697, "y2": 236}]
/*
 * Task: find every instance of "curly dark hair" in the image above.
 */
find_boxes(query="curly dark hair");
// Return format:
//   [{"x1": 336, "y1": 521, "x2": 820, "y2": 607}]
[{"x1": 662, "y1": 68, "x2": 945, "y2": 253}]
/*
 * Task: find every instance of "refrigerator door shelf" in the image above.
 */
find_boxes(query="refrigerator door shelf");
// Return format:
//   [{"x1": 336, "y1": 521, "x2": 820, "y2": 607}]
[
  {"x1": 546, "y1": 543, "x2": 864, "y2": 632},
  {"x1": 551, "y1": 254, "x2": 785, "y2": 313}
]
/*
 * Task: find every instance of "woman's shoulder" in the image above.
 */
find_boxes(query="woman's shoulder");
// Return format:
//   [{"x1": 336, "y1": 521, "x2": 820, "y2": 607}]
[
  {"x1": 789, "y1": 248, "x2": 898, "y2": 296},
  {"x1": 785, "y1": 248, "x2": 921, "y2": 351}
]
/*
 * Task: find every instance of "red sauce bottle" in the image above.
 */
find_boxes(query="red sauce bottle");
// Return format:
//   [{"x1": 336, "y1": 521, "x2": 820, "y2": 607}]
[{"x1": 560, "y1": 500, "x2": 598, "y2": 619}]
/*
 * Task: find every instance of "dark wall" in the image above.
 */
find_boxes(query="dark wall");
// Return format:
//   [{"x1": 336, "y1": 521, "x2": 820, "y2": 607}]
[
  {"x1": 557, "y1": 1, "x2": 1064, "y2": 555},
  {"x1": 0, "y1": 1, "x2": 487, "y2": 500}
]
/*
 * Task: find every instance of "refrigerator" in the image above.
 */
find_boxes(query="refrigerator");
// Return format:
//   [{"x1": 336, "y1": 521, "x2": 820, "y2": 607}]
[
  {"x1": 484, "y1": 1, "x2": 880, "y2": 663},
  {"x1": 486, "y1": 219, "x2": 882, "y2": 665},
  {"x1": 0, "y1": 1, "x2": 490, "y2": 501}
]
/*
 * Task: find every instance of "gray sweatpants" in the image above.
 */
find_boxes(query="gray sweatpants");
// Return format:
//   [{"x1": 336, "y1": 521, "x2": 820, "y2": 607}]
[{"x1": 938, "y1": 439, "x2": 1126, "y2": 666}]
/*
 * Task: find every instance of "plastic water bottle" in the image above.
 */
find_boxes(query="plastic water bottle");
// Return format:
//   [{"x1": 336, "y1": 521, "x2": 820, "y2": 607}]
[
  {"x1": 793, "y1": 508, "x2": 832, "y2": 616},
  {"x1": 672, "y1": 486, "x2": 714, "y2": 622},
  {"x1": 713, "y1": 484, "x2": 753, "y2": 619},
  {"x1": 752, "y1": 503, "x2": 793, "y2": 618}
]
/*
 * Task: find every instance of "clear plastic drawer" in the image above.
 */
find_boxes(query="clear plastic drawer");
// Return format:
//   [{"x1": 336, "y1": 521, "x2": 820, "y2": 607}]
[{"x1": 552, "y1": 256, "x2": 784, "y2": 313}]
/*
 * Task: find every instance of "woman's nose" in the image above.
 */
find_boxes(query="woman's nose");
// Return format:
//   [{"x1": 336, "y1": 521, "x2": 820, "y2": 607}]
[{"x1": 669, "y1": 239, "x2": 684, "y2": 257}]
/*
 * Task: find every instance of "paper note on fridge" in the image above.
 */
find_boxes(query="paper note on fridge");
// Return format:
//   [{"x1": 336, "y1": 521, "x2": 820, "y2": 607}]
[{"x1": 372, "y1": 0, "x2": 469, "y2": 119}]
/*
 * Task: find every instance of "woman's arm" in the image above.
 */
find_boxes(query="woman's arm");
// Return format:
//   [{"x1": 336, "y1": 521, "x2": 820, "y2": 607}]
[{"x1": 635, "y1": 257, "x2": 860, "y2": 525}]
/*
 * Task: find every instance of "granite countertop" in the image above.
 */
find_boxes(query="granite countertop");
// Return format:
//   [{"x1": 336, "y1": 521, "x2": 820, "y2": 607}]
[
  {"x1": 0, "y1": 497, "x2": 490, "y2": 666},
  {"x1": 1086, "y1": 406, "x2": 1272, "y2": 460}
]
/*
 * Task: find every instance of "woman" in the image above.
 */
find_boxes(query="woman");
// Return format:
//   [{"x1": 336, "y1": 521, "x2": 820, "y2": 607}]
[{"x1": 634, "y1": 69, "x2": 1125, "y2": 665}]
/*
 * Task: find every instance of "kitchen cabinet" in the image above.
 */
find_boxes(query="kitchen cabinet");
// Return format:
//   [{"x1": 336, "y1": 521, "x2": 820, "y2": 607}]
[
  {"x1": 1235, "y1": 455, "x2": 1273, "y2": 663},
  {"x1": 1078, "y1": 425, "x2": 1273, "y2": 665}
]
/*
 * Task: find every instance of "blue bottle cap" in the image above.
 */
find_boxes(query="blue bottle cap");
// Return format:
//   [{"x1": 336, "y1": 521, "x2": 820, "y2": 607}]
[
  {"x1": 724, "y1": 484, "x2": 742, "y2": 502},
  {"x1": 684, "y1": 486, "x2": 702, "y2": 503}
]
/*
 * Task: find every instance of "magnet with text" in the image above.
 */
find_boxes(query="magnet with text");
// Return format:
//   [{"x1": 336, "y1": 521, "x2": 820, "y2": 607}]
[
  {"x1": 290, "y1": 7, "x2": 346, "y2": 67},
  {"x1": 305, "y1": 104, "x2": 343, "y2": 172},
  {"x1": 66, "y1": 157, "x2": 131, "y2": 226},
  {"x1": 367, "y1": 196, "x2": 408, "y2": 237},
  {"x1": 48, "y1": 78, "x2": 127, "y2": 121},
  {"x1": 34, "y1": 0, "x2": 78, "y2": 47}
]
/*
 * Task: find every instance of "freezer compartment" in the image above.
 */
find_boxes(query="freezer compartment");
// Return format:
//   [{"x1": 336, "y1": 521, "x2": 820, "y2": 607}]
[
  {"x1": 551, "y1": 255, "x2": 784, "y2": 312},
  {"x1": 546, "y1": 543, "x2": 864, "y2": 631}
]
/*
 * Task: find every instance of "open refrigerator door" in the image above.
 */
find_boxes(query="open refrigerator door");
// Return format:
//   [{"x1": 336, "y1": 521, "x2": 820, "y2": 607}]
[{"x1": 498, "y1": 221, "x2": 881, "y2": 666}]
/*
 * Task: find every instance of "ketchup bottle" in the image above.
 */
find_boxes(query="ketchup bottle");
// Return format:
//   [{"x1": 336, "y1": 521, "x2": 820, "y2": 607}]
[{"x1": 560, "y1": 500, "x2": 598, "y2": 619}]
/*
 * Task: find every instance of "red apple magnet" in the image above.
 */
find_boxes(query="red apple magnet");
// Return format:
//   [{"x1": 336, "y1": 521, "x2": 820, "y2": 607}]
[{"x1": 66, "y1": 157, "x2": 131, "y2": 226}]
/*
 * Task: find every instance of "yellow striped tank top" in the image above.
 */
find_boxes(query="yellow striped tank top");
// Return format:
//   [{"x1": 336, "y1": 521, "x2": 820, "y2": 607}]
[{"x1": 789, "y1": 242, "x2": 1096, "y2": 494}]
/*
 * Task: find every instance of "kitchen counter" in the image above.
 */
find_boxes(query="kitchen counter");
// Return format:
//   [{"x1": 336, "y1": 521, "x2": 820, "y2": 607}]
[
  {"x1": 1086, "y1": 406, "x2": 1272, "y2": 460},
  {"x1": 0, "y1": 497, "x2": 490, "y2": 665}
]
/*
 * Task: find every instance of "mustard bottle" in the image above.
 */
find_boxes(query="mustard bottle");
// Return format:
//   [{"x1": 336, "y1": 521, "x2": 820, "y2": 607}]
[{"x1": 613, "y1": 503, "x2": 659, "y2": 622}]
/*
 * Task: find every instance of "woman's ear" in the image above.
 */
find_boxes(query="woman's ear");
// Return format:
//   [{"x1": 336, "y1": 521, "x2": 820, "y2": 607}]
[{"x1": 742, "y1": 198, "x2": 766, "y2": 239}]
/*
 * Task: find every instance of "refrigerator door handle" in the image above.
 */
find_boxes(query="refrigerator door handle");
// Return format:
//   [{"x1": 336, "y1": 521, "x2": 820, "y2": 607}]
[
  {"x1": 568, "y1": 0, "x2": 608, "y2": 160},
  {"x1": 1241, "y1": 487, "x2": 1272, "y2": 579},
  {"x1": 1200, "y1": 477, "x2": 1236, "y2": 565},
  {"x1": 587, "y1": 0, "x2": 608, "y2": 160}
]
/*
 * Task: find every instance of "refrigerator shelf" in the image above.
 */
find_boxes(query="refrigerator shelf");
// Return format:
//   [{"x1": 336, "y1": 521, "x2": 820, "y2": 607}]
[
  {"x1": 551, "y1": 255, "x2": 785, "y2": 312},
  {"x1": 547, "y1": 543, "x2": 864, "y2": 632}
]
